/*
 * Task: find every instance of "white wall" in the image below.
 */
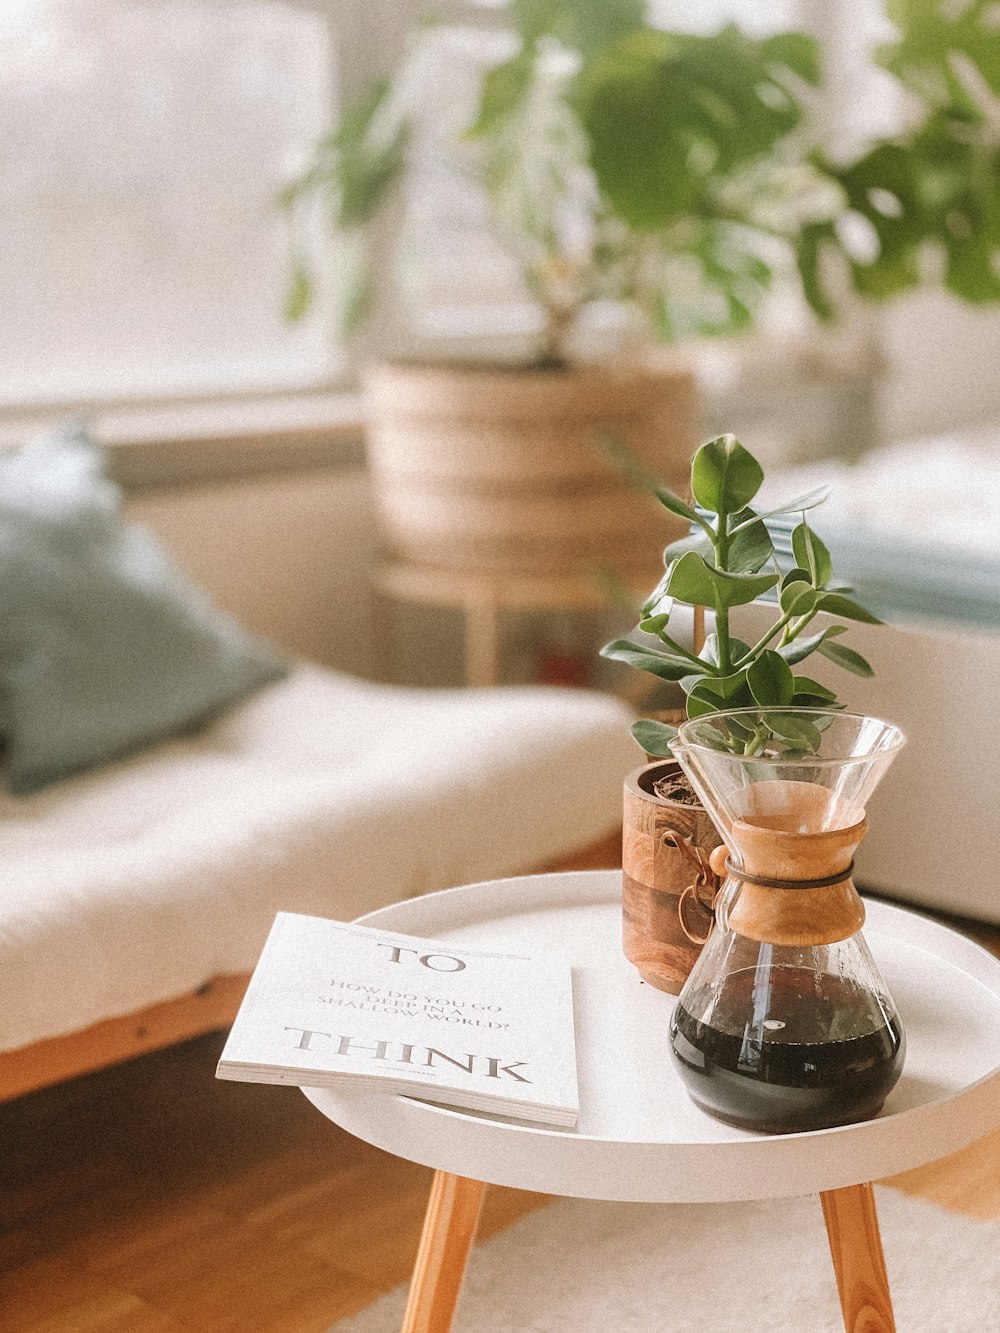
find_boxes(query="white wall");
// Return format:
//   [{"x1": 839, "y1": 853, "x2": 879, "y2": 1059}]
[
  {"x1": 127, "y1": 463, "x2": 471, "y2": 685},
  {"x1": 127, "y1": 467, "x2": 381, "y2": 676},
  {"x1": 733, "y1": 603, "x2": 1000, "y2": 925},
  {"x1": 877, "y1": 296, "x2": 1000, "y2": 444}
]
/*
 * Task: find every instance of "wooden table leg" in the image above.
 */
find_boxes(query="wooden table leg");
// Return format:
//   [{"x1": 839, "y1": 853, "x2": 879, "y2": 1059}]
[
  {"x1": 401, "y1": 1171, "x2": 487, "y2": 1333},
  {"x1": 820, "y1": 1183, "x2": 896, "y2": 1333}
]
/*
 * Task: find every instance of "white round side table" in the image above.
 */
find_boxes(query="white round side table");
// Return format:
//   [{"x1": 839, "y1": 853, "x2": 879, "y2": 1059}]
[{"x1": 304, "y1": 870, "x2": 1000, "y2": 1333}]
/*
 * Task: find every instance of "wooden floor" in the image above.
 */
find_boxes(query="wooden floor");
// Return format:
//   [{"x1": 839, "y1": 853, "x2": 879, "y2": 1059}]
[
  {"x1": 0, "y1": 1031, "x2": 554, "y2": 1332},
  {"x1": 4, "y1": 865, "x2": 1000, "y2": 1331}
]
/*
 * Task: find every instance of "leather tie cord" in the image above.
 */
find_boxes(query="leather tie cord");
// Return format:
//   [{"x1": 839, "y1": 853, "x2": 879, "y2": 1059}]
[
  {"x1": 662, "y1": 831, "x2": 721, "y2": 945},
  {"x1": 723, "y1": 857, "x2": 856, "y2": 891}
]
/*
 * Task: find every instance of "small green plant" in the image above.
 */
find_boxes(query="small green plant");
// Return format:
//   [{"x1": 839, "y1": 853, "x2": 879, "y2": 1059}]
[{"x1": 600, "y1": 434, "x2": 882, "y2": 757}]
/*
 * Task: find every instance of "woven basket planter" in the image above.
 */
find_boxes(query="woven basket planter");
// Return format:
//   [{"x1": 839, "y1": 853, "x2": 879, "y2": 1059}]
[{"x1": 362, "y1": 360, "x2": 697, "y2": 575}]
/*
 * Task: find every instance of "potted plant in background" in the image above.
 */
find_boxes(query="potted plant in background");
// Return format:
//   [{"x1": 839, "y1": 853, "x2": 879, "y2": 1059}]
[
  {"x1": 601, "y1": 433, "x2": 883, "y2": 993},
  {"x1": 278, "y1": 0, "x2": 999, "y2": 581}
]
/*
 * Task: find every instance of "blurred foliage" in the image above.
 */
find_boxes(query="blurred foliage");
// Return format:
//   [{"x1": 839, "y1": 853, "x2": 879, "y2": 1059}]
[
  {"x1": 802, "y1": 0, "x2": 1000, "y2": 311},
  {"x1": 281, "y1": 0, "x2": 1000, "y2": 363}
]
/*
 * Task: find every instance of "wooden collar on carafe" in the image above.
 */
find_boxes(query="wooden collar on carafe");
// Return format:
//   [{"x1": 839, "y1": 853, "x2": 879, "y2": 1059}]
[{"x1": 712, "y1": 780, "x2": 867, "y2": 948}]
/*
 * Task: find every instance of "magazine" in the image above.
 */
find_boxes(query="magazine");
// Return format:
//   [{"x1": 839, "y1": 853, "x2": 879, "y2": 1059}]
[{"x1": 217, "y1": 912, "x2": 579, "y2": 1128}]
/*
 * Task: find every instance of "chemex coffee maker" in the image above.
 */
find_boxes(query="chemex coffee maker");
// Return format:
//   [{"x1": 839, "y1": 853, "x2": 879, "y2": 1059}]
[{"x1": 667, "y1": 708, "x2": 907, "y2": 1135}]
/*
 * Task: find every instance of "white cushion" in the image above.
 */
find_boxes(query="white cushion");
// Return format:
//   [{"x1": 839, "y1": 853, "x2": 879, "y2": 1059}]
[{"x1": 0, "y1": 665, "x2": 637, "y2": 1052}]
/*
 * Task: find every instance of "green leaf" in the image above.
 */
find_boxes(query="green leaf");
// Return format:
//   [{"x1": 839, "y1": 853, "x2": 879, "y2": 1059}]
[
  {"x1": 640, "y1": 570, "x2": 673, "y2": 617},
  {"x1": 780, "y1": 581, "x2": 818, "y2": 616},
  {"x1": 700, "y1": 634, "x2": 751, "y2": 668},
  {"x1": 731, "y1": 485, "x2": 831, "y2": 529},
  {"x1": 820, "y1": 139, "x2": 927, "y2": 302},
  {"x1": 723, "y1": 717, "x2": 759, "y2": 748},
  {"x1": 667, "y1": 551, "x2": 777, "y2": 611},
  {"x1": 777, "y1": 624, "x2": 847, "y2": 666},
  {"x1": 760, "y1": 31, "x2": 821, "y2": 86},
  {"x1": 791, "y1": 675, "x2": 837, "y2": 701},
  {"x1": 334, "y1": 83, "x2": 408, "y2": 228},
  {"x1": 682, "y1": 669, "x2": 750, "y2": 701},
  {"x1": 791, "y1": 520, "x2": 833, "y2": 588},
  {"x1": 655, "y1": 487, "x2": 703, "y2": 526},
  {"x1": 767, "y1": 712, "x2": 823, "y2": 752},
  {"x1": 726, "y1": 508, "x2": 775, "y2": 574},
  {"x1": 664, "y1": 552, "x2": 722, "y2": 605},
  {"x1": 795, "y1": 221, "x2": 836, "y2": 321},
  {"x1": 283, "y1": 257, "x2": 313, "y2": 323},
  {"x1": 574, "y1": 29, "x2": 698, "y2": 232},
  {"x1": 683, "y1": 675, "x2": 754, "y2": 718},
  {"x1": 679, "y1": 672, "x2": 709, "y2": 695},
  {"x1": 599, "y1": 639, "x2": 693, "y2": 681},
  {"x1": 793, "y1": 694, "x2": 846, "y2": 710},
  {"x1": 691, "y1": 435, "x2": 764, "y2": 514},
  {"x1": 576, "y1": 22, "x2": 811, "y2": 253},
  {"x1": 945, "y1": 221, "x2": 1000, "y2": 304},
  {"x1": 686, "y1": 691, "x2": 722, "y2": 720},
  {"x1": 781, "y1": 567, "x2": 812, "y2": 589},
  {"x1": 878, "y1": 0, "x2": 1000, "y2": 105},
  {"x1": 639, "y1": 612, "x2": 672, "y2": 635},
  {"x1": 514, "y1": 0, "x2": 645, "y2": 55},
  {"x1": 747, "y1": 651, "x2": 794, "y2": 706},
  {"x1": 676, "y1": 219, "x2": 775, "y2": 338},
  {"x1": 467, "y1": 53, "x2": 533, "y2": 139},
  {"x1": 630, "y1": 718, "x2": 678, "y2": 757},
  {"x1": 662, "y1": 530, "x2": 715, "y2": 564},
  {"x1": 600, "y1": 434, "x2": 705, "y2": 529},
  {"x1": 817, "y1": 640, "x2": 875, "y2": 677},
  {"x1": 816, "y1": 593, "x2": 884, "y2": 625},
  {"x1": 698, "y1": 723, "x2": 734, "y2": 750}
]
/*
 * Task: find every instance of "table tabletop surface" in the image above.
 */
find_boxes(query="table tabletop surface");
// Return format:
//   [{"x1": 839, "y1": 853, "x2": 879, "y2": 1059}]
[{"x1": 304, "y1": 870, "x2": 1000, "y2": 1203}]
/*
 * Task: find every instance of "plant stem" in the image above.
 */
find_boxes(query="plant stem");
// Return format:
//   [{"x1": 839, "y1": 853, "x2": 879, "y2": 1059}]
[
  {"x1": 734, "y1": 607, "x2": 798, "y2": 668},
  {"x1": 713, "y1": 518, "x2": 733, "y2": 674},
  {"x1": 745, "y1": 726, "x2": 768, "y2": 757},
  {"x1": 780, "y1": 607, "x2": 818, "y2": 647},
  {"x1": 655, "y1": 631, "x2": 712, "y2": 670}
]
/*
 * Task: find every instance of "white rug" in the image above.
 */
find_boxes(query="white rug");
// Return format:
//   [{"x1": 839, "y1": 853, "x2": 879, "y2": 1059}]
[{"x1": 331, "y1": 1187, "x2": 1000, "y2": 1332}]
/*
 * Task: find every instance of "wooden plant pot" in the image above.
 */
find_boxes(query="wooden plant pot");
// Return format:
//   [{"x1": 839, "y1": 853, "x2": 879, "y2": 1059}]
[
  {"x1": 362, "y1": 360, "x2": 697, "y2": 575},
  {"x1": 622, "y1": 760, "x2": 723, "y2": 995}
]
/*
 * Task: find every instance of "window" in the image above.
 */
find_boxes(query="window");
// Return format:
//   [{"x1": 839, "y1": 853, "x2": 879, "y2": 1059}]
[
  {"x1": 396, "y1": 22, "x2": 539, "y2": 353},
  {"x1": 10, "y1": 0, "x2": 986, "y2": 449},
  {"x1": 0, "y1": 0, "x2": 345, "y2": 409}
]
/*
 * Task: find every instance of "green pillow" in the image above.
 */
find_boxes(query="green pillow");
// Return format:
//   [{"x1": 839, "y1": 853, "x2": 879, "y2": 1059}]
[{"x1": 0, "y1": 427, "x2": 288, "y2": 793}]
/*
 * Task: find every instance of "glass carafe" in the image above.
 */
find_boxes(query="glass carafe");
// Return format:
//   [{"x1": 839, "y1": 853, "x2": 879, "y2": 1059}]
[{"x1": 667, "y1": 709, "x2": 906, "y2": 1135}]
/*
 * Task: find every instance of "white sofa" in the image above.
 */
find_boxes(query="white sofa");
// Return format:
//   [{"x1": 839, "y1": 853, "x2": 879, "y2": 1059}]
[
  {"x1": 0, "y1": 661, "x2": 637, "y2": 1097},
  {"x1": 0, "y1": 447, "x2": 641, "y2": 1100}
]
